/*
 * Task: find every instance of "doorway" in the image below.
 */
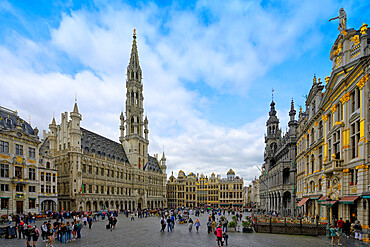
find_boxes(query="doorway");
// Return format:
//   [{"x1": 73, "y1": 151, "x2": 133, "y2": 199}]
[
  {"x1": 332, "y1": 203, "x2": 339, "y2": 222},
  {"x1": 16, "y1": 201, "x2": 23, "y2": 214}
]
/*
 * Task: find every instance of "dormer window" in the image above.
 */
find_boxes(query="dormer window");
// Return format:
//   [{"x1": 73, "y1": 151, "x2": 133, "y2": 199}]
[{"x1": 5, "y1": 118, "x2": 12, "y2": 127}]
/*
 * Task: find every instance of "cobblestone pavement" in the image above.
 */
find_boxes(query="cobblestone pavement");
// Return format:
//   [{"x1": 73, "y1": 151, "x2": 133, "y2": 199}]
[{"x1": 0, "y1": 213, "x2": 334, "y2": 247}]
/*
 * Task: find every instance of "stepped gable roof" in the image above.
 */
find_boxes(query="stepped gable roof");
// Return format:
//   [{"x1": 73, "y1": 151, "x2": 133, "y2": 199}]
[
  {"x1": 0, "y1": 106, "x2": 35, "y2": 136},
  {"x1": 80, "y1": 128, "x2": 129, "y2": 163},
  {"x1": 146, "y1": 155, "x2": 162, "y2": 173}
]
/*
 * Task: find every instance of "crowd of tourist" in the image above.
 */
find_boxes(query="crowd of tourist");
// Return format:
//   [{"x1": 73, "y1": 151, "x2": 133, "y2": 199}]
[
  {"x1": 157, "y1": 208, "x2": 247, "y2": 246},
  {"x1": 3, "y1": 210, "x2": 120, "y2": 247}
]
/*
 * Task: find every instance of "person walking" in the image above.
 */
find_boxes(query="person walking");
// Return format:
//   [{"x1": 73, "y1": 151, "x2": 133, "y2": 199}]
[
  {"x1": 60, "y1": 222, "x2": 67, "y2": 243},
  {"x1": 47, "y1": 224, "x2": 54, "y2": 247},
  {"x1": 160, "y1": 217, "x2": 166, "y2": 232},
  {"x1": 195, "y1": 219, "x2": 200, "y2": 233},
  {"x1": 216, "y1": 224, "x2": 223, "y2": 246},
  {"x1": 88, "y1": 216, "x2": 93, "y2": 229},
  {"x1": 76, "y1": 220, "x2": 82, "y2": 239},
  {"x1": 188, "y1": 218, "x2": 193, "y2": 232},
  {"x1": 41, "y1": 221, "x2": 48, "y2": 242},
  {"x1": 212, "y1": 220, "x2": 216, "y2": 233},
  {"x1": 222, "y1": 217, "x2": 228, "y2": 232},
  {"x1": 25, "y1": 225, "x2": 34, "y2": 247},
  {"x1": 130, "y1": 212, "x2": 135, "y2": 221},
  {"x1": 354, "y1": 220, "x2": 362, "y2": 240},
  {"x1": 207, "y1": 220, "x2": 212, "y2": 234},
  {"x1": 18, "y1": 220, "x2": 25, "y2": 239},
  {"x1": 167, "y1": 217, "x2": 173, "y2": 232},
  {"x1": 329, "y1": 224, "x2": 342, "y2": 246},
  {"x1": 32, "y1": 226, "x2": 40, "y2": 247},
  {"x1": 337, "y1": 218, "x2": 344, "y2": 236},
  {"x1": 223, "y1": 232, "x2": 229, "y2": 245}
]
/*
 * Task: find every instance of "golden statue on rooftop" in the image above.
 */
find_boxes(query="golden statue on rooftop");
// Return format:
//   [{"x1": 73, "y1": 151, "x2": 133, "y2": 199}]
[{"x1": 329, "y1": 8, "x2": 347, "y2": 32}]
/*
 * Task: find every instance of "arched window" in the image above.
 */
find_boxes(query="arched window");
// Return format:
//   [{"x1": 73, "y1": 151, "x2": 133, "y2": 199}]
[
  {"x1": 318, "y1": 179, "x2": 322, "y2": 191},
  {"x1": 131, "y1": 117, "x2": 134, "y2": 133},
  {"x1": 131, "y1": 71, "x2": 134, "y2": 79}
]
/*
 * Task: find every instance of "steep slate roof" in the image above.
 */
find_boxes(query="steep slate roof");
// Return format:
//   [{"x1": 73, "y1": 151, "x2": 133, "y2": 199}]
[
  {"x1": 146, "y1": 155, "x2": 162, "y2": 173},
  {"x1": 81, "y1": 128, "x2": 129, "y2": 163},
  {"x1": 0, "y1": 106, "x2": 35, "y2": 136}
]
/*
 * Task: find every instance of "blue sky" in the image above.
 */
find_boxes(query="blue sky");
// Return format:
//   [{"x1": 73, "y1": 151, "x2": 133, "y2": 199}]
[{"x1": 1, "y1": 0, "x2": 369, "y2": 183}]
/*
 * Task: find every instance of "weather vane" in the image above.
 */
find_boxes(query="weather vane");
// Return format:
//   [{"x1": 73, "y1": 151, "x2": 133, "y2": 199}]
[{"x1": 272, "y1": 88, "x2": 275, "y2": 101}]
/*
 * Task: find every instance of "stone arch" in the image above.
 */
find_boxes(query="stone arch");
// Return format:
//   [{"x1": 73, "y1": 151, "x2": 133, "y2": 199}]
[
  {"x1": 86, "y1": 201, "x2": 91, "y2": 211},
  {"x1": 93, "y1": 201, "x2": 98, "y2": 212},
  {"x1": 138, "y1": 198, "x2": 143, "y2": 210}
]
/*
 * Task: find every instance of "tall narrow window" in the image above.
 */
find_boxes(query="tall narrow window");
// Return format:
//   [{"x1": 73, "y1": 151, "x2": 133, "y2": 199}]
[
  {"x1": 15, "y1": 166, "x2": 22, "y2": 179},
  {"x1": 0, "y1": 141, "x2": 9, "y2": 153},
  {"x1": 351, "y1": 121, "x2": 360, "y2": 159},
  {"x1": 29, "y1": 168, "x2": 35, "y2": 180},
  {"x1": 15, "y1": 144, "x2": 23, "y2": 155}
]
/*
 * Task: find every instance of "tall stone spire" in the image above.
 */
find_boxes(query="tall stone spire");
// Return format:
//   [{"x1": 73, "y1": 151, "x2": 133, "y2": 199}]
[
  {"x1": 128, "y1": 29, "x2": 141, "y2": 72},
  {"x1": 123, "y1": 29, "x2": 148, "y2": 170}
]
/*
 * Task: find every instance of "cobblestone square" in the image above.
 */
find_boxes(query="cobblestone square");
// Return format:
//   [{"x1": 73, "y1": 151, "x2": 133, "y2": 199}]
[{"x1": 0, "y1": 213, "x2": 333, "y2": 247}]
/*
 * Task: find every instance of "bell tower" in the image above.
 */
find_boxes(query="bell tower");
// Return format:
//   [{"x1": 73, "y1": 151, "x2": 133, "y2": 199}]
[{"x1": 122, "y1": 29, "x2": 149, "y2": 169}]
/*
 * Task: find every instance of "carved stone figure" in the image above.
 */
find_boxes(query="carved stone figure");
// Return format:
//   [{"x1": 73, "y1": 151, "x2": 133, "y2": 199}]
[{"x1": 329, "y1": 8, "x2": 347, "y2": 32}]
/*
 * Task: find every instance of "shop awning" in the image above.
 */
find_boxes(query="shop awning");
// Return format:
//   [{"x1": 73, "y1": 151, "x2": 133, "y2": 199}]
[
  {"x1": 363, "y1": 196, "x2": 370, "y2": 199},
  {"x1": 318, "y1": 196, "x2": 329, "y2": 202},
  {"x1": 310, "y1": 197, "x2": 320, "y2": 200},
  {"x1": 0, "y1": 197, "x2": 10, "y2": 199},
  {"x1": 220, "y1": 204, "x2": 229, "y2": 206},
  {"x1": 320, "y1": 200, "x2": 338, "y2": 206},
  {"x1": 297, "y1": 198, "x2": 309, "y2": 207},
  {"x1": 339, "y1": 196, "x2": 360, "y2": 204},
  {"x1": 233, "y1": 204, "x2": 243, "y2": 206}
]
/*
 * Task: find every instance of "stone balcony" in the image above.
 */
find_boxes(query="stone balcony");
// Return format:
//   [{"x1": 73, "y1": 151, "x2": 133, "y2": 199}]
[{"x1": 324, "y1": 159, "x2": 343, "y2": 174}]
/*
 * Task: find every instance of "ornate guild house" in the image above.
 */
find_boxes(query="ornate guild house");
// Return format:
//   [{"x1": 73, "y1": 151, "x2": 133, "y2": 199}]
[{"x1": 45, "y1": 30, "x2": 167, "y2": 212}]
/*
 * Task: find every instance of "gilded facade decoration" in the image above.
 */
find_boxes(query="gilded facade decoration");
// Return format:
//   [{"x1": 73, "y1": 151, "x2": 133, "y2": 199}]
[
  {"x1": 296, "y1": 20, "x2": 370, "y2": 231},
  {"x1": 167, "y1": 170, "x2": 243, "y2": 208}
]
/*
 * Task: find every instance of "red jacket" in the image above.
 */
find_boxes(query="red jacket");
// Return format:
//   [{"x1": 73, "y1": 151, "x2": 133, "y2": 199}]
[
  {"x1": 337, "y1": 219, "x2": 344, "y2": 228},
  {"x1": 216, "y1": 227, "x2": 222, "y2": 237}
]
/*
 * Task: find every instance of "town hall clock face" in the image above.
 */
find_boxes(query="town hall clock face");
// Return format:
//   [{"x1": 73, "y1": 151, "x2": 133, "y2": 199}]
[{"x1": 17, "y1": 132, "x2": 22, "y2": 137}]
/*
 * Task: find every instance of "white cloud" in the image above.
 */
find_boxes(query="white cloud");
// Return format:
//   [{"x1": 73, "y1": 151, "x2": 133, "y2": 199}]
[{"x1": 0, "y1": 0, "x2": 337, "y2": 184}]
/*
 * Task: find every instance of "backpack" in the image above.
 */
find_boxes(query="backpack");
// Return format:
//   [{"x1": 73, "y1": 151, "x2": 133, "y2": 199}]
[{"x1": 35, "y1": 228, "x2": 40, "y2": 237}]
